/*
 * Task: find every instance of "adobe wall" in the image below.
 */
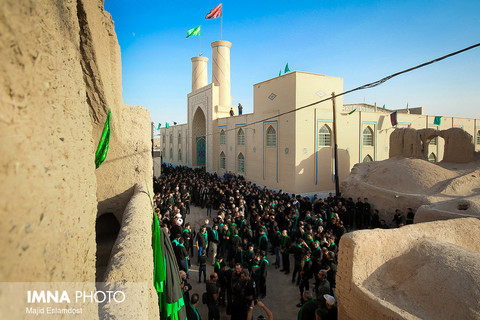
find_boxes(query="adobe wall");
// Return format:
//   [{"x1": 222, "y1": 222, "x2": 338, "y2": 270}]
[
  {"x1": 0, "y1": 0, "x2": 98, "y2": 284},
  {"x1": 0, "y1": 0, "x2": 154, "y2": 317},
  {"x1": 389, "y1": 127, "x2": 475, "y2": 163},
  {"x1": 77, "y1": 0, "x2": 152, "y2": 222},
  {"x1": 336, "y1": 218, "x2": 480, "y2": 320},
  {"x1": 101, "y1": 184, "x2": 159, "y2": 319}
]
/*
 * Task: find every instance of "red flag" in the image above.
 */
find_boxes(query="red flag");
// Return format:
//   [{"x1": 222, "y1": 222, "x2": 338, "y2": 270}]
[{"x1": 205, "y1": 3, "x2": 222, "y2": 19}]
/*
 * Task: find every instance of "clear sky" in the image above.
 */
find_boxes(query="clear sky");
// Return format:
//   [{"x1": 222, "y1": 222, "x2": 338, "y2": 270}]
[{"x1": 105, "y1": 0, "x2": 480, "y2": 126}]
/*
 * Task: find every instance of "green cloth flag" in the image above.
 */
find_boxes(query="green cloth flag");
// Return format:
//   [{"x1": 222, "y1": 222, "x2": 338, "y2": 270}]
[
  {"x1": 382, "y1": 104, "x2": 385, "y2": 109},
  {"x1": 166, "y1": 122, "x2": 170, "y2": 129},
  {"x1": 434, "y1": 116, "x2": 442, "y2": 125},
  {"x1": 186, "y1": 25, "x2": 201, "y2": 38},
  {"x1": 157, "y1": 123, "x2": 161, "y2": 130},
  {"x1": 348, "y1": 108, "x2": 357, "y2": 115},
  {"x1": 152, "y1": 214, "x2": 187, "y2": 320},
  {"x1": 279, "y1": 70, "x2": 282, "y2": 77},
  {"x1": 284, "y1": 63, "x2": 290, "y2": 73},
  {"x1": 95, "y1": 110, "x2": 111, "y2": 169}
]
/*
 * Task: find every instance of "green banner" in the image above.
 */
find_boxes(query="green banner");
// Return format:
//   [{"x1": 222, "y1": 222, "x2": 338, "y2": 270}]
[{"x1": 95, "y1": 110, "x2": 111, "y2": 169}]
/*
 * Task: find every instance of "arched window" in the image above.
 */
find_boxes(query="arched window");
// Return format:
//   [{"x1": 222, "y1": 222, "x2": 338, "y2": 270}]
[
  {"x1": 220, "y1": 152, "x2": 226, "y2": 169},
  {"x1": 318, "y1": 124, "x2": 332, "y2": 147},
  {"x1": 169, "y1": 134, "x2": 173, "y2": 144},
  {"x1": 178, "y1": 133, "x2": 182, "y2": 145},
  {"x1": 363, "y1": 126, "x2": 373, "y2": 146},
  {"x1": 428, "y1": 152, "x2": 436, "y2": 162},
  {"x1": 477, "y1": 130, "x2": 480, "y2": 145},
  {"x1": 266, "y1": 126, "x2": 276, "y2": 147},
  {"x1": 238, "y1": 153, "x2": 245, "y2": 173},
  {"x1": 170, "y1": 148, "x2": 173, "y2": 159},
  {"x1": 162, "y1": 135, "x2": 165, "y2": 144},
  {"x1": 178, "y1": 149, "x2": 182, "y2": 161},
  {"x1": 363, "y1": 155, "x2": 373, "y2": 162},
  {"x1": 237, "y1": 128, "x2": 245, "y2": 145},
  {"x1": 162, "y1": 148, "x2": 165, "y2": 159},
  {"x1": 429, "y1": 136, "x2": 437, "y2": 145},
  {"x1": 220, "y1": 130, "x2": 226, "y2": 145}
]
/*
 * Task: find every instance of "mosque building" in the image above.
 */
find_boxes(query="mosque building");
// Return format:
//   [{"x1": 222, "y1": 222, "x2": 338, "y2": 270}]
[{"x1": 156, "y1": 40, "x2": 480, "y2": 194}]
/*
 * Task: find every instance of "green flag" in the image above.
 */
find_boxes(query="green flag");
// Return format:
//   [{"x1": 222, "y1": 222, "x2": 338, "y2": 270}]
[
  {"x1": 166, "y1": 123, "x2": 170, "y2": 129},
  {"x1": 382, "y1": 104, "x2": 385, "y2": 109},
  {"x1": 284, "y1": 63, "x2": 290, "y2": 73},
  {"x1": 157, "y1": 123, "x2": 161, "y2": 130},
  {"x1": 434, "y1": 116, "x2": 442, "y2": 125},
  {"x1": 186, "y1": 25, "x2": 201, "y2": 38},
  {"x1": 95, "y1": 110, "x2": 111, "y2": 169},
  {"x1": 348, "y1": 108, "x2": 357, "y2": 115},
  {"x1": 279, "y1": 70, "x2": 281, "y2": 77}
]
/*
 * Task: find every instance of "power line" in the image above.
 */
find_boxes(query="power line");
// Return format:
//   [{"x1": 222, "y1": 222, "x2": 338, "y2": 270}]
[{"x1": 161, "y1": 42, "x2": 480, "y2": 139}]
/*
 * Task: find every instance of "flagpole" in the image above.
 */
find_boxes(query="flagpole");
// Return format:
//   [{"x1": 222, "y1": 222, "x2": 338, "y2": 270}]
[
  {"x1": 199, "y1": 33, "x2": 201, "y2": 56},
  {"x1": 221, "y1": 14, "x2": 223, "y2": 40}
]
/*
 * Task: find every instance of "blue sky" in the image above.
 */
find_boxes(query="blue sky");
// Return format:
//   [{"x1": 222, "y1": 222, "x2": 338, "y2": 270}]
[{"x1": 105, "y1": 0, "x2": 480, "y2": 126}]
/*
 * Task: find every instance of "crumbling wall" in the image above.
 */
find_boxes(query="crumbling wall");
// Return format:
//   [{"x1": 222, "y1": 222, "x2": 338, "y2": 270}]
[
  {"x1": 0, "y1": 0, "x2": 99, "y2": 317},
  {"x1": 0, "y1": 0, "x2": 98, "y2": 284},
  {"x1": 0, "y1": 0, "x2": 155, "y2": 318},
  {"x1": 101, "y1": 184, "x2": 159, "y2": 319},
  {"x1": 337, "y1": 218, "x2": 480, "y2": 320},
  {"x1": 389, "y1": 127, "x2": 475, "y2": 163},
  {"x1": 77, "y1": 0, "x2": 152, "y2": 222}
]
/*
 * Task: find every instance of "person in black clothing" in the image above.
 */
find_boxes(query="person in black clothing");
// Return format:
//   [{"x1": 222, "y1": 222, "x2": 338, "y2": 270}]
[
  {"x1": 209, "y1": 224, "x2": 220, "y2": 265},
  {"x1": 392, "y1": 209, "x2": 405, "y2": 228},
  {"x1": 258, "y1": 251, "x2": 269, "y2": 298},
  {"x1": 406, "y1": 207, "x2": 415, "y2": 225},
  {"x1": 298, "y1": 291, "x2": 318, "y2": 320},
  {"x1": 196, "y1": 225, "x2": 208, "y2": 264},
  {"x1": 323, "y1": 251, "x2": 337, "y2": 291},
  {"x1": 297, "y1": 251, "x2": 313, "y2": 307},
  {"x1": 186, "y1": 293, "x2": 202, "y2": 320},
  {"x1": 230, "y1": 230, "x2": 242, "y2": 263},
  {"x1": 231, "y1": 270, "x2": 255, "y2": 320},
  {"x1": 174, "y1": 237, "x2": 189, "y2": 275},
  {"x1": 371, "y1": 209, "x2": 381, "y2": 228},
  {"x1": 234, "y1": 244, "x2": 244, "y2": 265},
  {"x1": 272, "y1": 226, "x2": 282, "y2": 269},
  {"x1": 355, "y1": 197, "x2": 363, "y2": 229},
  {"x1": 170, "y1": 218, "x2": 183, "y2": 241},
  {"x1": 199, "y1": 249, "x2": 207, "y2": 283},
  {"x1": 363, "y1": 198, "x2": 372, "y2": 228},
  {"x1": 280, "y1": 229, "x2": 291, "y2": 274},
  {"x1": 290, "y1": 238, "x2": 308, "y2": 285},
  {"x1": 206, "y1": 272, "x2": 220, "y2": 320},
  {"x1": 257, "y1": 228, "x2": 269, "y2": 252}
]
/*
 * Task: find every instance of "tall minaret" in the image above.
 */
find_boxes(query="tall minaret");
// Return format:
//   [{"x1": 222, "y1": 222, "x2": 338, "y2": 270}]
[
  {"x1": 211, "y1": 40, "x2": 232, "y2": 107},
  {"x1": 191, "y1": 56, "x2": 209, "y2": 92}
]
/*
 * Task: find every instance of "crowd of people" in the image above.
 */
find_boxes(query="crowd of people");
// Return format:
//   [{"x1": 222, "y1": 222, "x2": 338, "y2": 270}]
[{"x1": 153, "y1": 164, "x2": 414, "y2": 320}]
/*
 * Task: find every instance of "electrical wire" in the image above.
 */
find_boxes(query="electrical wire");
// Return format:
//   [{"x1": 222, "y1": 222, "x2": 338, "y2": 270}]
[{"x1": 162, "y1": 42, "x2": 480, "y2": 139}]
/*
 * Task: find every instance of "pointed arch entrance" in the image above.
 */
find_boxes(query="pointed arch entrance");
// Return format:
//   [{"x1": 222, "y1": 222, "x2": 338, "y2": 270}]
[{"x1": 192, "y1": 107, "x2": 206, "y2": 167}]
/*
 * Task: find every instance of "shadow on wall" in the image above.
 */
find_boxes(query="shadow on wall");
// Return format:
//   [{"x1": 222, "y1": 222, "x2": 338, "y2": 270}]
[
  {"x1": 95, "y1": 213, "x2": 120, "y2": 282},
  {"x1": 97, "y1": 186, "x2": 135, "y2": 222},
  {"x1": 295, "y1": 147, "x2": 350, "y2": 193}
]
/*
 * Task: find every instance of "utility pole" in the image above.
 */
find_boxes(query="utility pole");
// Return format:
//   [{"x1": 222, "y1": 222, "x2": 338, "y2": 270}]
[{"x1": 332, "y1": 92, "x2": 340, "y2": 196}]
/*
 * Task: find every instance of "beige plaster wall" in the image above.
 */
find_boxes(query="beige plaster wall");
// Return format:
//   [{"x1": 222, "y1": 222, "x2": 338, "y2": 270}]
[
  {"x1": 160, "y1": 51, "x2": 480, "y2": 196},
  {"x1": 295, "y1": 73, "x2": 343, "y2": 192},
  {"x1": 336, "y1": 218, "x2": 480, "y2": 320}
]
